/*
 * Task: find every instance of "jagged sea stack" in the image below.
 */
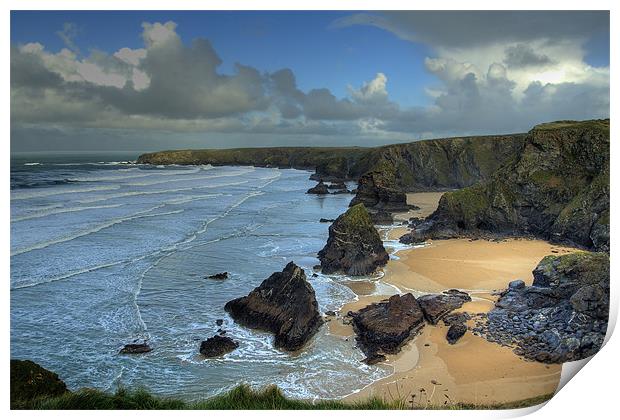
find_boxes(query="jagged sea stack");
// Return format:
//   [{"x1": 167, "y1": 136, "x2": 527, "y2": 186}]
[
  {"x1": 224, "y1": 262, "x2": 323, "y2": 351},
  {"x1": 318, "y1": 204, "x2": 389, "y2": 275}
]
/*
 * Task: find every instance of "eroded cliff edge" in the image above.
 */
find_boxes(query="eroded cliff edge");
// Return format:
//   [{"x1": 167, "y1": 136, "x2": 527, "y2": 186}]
[{"x1": 408, "y1": 120, "x2": 610, "y2": 251}]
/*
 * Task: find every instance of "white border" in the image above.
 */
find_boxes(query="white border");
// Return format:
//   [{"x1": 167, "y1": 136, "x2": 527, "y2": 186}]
[{"x1": 3, "y1": 2, "x2": 617, "y2": 420}]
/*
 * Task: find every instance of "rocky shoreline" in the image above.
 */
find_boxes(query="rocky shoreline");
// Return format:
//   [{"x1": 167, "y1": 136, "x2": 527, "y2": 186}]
[{"x1": 12, "y1": 119, "x2": 609, "y2": 406}]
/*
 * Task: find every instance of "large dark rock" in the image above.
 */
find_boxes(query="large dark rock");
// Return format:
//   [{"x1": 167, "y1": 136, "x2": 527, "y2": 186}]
[
  {"x1": 200, "y1": 335, "x2": 239, "y2": 357},
  {"x1": 483, "y1": 252, "x2": 609, "y2": 363},
  {"x1": 318, "y1": 204, "x2": 389, "y2": 275},
  {"x1": 350, "y1": 294, "x2": 425, "y2": 364},
  {"x1": 420, "y1": 120, "x2": 609, "y2": 251},
  {"x1": 307, "y1": 181, "x2": 329, "y2": 195},
  {"x1": 349, "y1": 161, "x2": 411, "y2": 212},
  {"x1": 446, "y1": 323, "x2": 467, "y2": 344},
  {"x1": 11, "y1": 360, "x2": 68, "y2": 408},
  {"x1": 418, "y1": 290, "x2": 472, "y2": 324},
  {"x1": 224, "y1": 262, "x2": 323, "y2": 351},
  {"x1": 119, "y1": 342, "x2": 152, "y2": 354}
]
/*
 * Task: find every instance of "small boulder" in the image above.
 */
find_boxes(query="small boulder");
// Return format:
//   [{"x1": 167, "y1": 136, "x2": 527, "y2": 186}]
[
  {"x1": 418, "y1": 290, "x2": 472, "y2": 324},
  {"x1": 446, "y1": 323, "x2": 467, "y2": 344},
  {"x1": 207, "y1": 272, "x2": 228, "y2": 280},
  {"x1": 200, "y1": 335, "x2": 239, "y2": 357},
  {"x1": 509, "y1": 279, "x2": 526, "y2": 290},
  {"x1": 319, "y1": 218, "x2": 336, "y2": 223},
  {"x1": 119, "y1": 342, "x2": 152, "y2": 354}
]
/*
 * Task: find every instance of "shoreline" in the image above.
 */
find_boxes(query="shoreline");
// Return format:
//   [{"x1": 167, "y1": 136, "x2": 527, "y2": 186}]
[{"x1": 329, "y1": 192, "x2": 580, "y2": 406}]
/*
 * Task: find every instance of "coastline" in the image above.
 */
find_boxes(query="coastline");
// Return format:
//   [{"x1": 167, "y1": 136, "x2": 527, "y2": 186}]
[{"x1": 328, "y1": 192, "x2": 580, "y2": 406}]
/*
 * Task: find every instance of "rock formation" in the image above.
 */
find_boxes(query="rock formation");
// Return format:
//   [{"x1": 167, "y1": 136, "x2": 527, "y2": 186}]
[
  {"x1": 11, "y1": 360, "x2": 68, "y2": 408},
  {"x1": 307, "y1": 181, "x2": 329, "y2": 194},
  {"x1": 206, "y1": 272, "x2": 228, "y2": 280},
  {"x1": 200, "y1": 335, "x2": 239, "y2": 357},
  {"x1": 446, "y1": 323, "x2": 467, "y2": 344},
  {"x1": 349, "y1": 160, "x2": 411, "y2": 212},
  {"x1": 119, "y1": 342, "x2": 152, "y2": 354},
  {"x1": 417, "y1": 290, "x2": 472, "y2": 324},
  {"x1": 224, "y1": 262, "x2": 323, "y2": 351},
  {"x1": 479, "y1": 252, "x2": 609, "y2": 363},
  {"x1": 349, "y1": 294, "x2": 425, "y2": 364},
  {"x1": 415, "y1": 120, "x2": 610, "y2": 251},
  {"x1": 318, "y1": 204, "x2": 389, "y2": 275}
]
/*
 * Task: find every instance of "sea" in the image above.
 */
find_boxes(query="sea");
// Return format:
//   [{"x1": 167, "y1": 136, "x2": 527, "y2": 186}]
[{"x1": 10, "y1": 152, "x2": 408, "y2": 401}]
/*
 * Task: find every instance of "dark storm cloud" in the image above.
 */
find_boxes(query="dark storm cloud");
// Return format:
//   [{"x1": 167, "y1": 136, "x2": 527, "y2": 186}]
[
  {"x1": 332, "y1": 11, "x2": 609, "y2": 48},
  {"x1": 503, "y1": 44, "x2": 555, "y2": 68}
]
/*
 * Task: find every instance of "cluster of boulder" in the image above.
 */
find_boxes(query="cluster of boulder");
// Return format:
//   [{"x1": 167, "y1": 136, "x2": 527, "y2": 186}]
[
  {"x1": 307, "y1": 180, "x2": 354, "y2": 195},
  {"x1": 347, "y1": 290, "x2": 472, "y2": 364},
  {"x1": 475, "y1": 252, "x2": 609, "y2": 363}
]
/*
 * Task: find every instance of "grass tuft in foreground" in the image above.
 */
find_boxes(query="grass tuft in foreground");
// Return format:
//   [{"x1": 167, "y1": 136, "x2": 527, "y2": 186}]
[{"x1": 19, "y1": 384, "x2": 553, "y2": 410}]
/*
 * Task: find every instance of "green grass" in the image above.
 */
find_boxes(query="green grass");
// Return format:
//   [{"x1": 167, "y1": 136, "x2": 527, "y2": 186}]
[{"x1": 17, "y1": 384, "x2": 554, "y2": 410}]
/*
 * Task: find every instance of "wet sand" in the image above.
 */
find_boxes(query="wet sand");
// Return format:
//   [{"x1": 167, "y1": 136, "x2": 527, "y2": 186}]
[{"x1": 333, "y1": 192, "x2": 580, "y2": 406}]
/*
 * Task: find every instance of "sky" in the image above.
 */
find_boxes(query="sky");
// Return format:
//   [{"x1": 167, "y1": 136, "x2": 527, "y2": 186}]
[{"x1": 10, "y1": 11, "x2": 610, "y2": 152}]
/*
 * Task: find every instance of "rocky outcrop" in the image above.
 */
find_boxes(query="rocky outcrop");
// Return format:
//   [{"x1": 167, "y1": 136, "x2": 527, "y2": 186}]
[
  {"x1": 446, "y1": 323, "x2": 467, "y2": 344},
  {"x1": 417, "y1": 120, "x2": 610, "y2": 251},
  {"x1": 349, "y1": 294, "x2": 425, "y2": 364},
  {"x1": 318, "y1": 204, "x2": 389, "y2": 275},
  {"x1": 11, "y1": 360, "x2": 68, "y2": 408},
  {"x1": 307, "y1": 181, "x2": 329, "y2": 194},
  {"x1": 224, "y1": 262, "x2": 323, "y2": 351},
  {"x1": 417, "y1": 290, "x2": 472, "y2": 324},
  {"x1": 200, "y1": 335, "x2": 239, "y2": 357},
  {"x1": 207, "y1": 272, "x2": 228, "y2": 280},
  {"x1": 480, "y1": 252, "x2": 609, "y2": 363},
  {"x1": 119, "y1": 342, "x2": 152, "y2": 354},
  {"x1": 349, "y1": 135, "x2": 524, "y2": 212},
  {"x1": 349, "y1": 160, "x2": 411, "y2": 212},
  {"x1": 137, "y1": 133, "x2": 524, "y2": 203}
]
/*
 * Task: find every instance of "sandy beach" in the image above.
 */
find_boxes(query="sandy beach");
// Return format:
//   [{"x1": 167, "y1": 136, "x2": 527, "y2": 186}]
[{"x1": 329, "y1": 192, "x2": 580, "y2": 406}]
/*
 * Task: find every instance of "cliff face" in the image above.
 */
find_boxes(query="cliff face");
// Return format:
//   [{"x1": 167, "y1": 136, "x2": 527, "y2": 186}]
[
  {"x1": 136, "y1": 134, "x2": 524, "y2": 192},
  {"x1": 422, "y1": 120, "x2": 609, "y2": 251},
  {"x1": 348, "y1": 135, "x2": 525, "y2": 210}
]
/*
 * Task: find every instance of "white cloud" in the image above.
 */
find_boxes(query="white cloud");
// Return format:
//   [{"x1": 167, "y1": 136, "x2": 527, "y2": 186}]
[{"x1": 11, "y1": 13, "x2": 610, "y2": 149}]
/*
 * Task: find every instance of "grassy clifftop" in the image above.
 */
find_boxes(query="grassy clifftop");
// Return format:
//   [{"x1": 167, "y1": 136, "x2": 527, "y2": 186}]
[{"x1": 137, "y1": 147, "x2": 371, "y2": 180}]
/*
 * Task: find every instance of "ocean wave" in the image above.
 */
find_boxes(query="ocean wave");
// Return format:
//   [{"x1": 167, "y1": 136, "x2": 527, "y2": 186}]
[
  {"x1": 11, "y1": 178, "x2": 79, "y2": 189},
  {"x1": 10, "y1": 206, "x2": 184, "y2": 257},
  {"x1": 11, "y1": 185, "x2": 121, "y2": 200},
  {"x1": 23, "y1": 162, "x2": 41, "y2": 166},
  {"x1": 126, "y1": 170, "x2": 255, "y2": 187},
  {"x1": 76, "y1": 180, "x2": 251, "y2": 204},
  {"x1": 11, "y1": 203, "x2": 124, "y2": 222}
]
